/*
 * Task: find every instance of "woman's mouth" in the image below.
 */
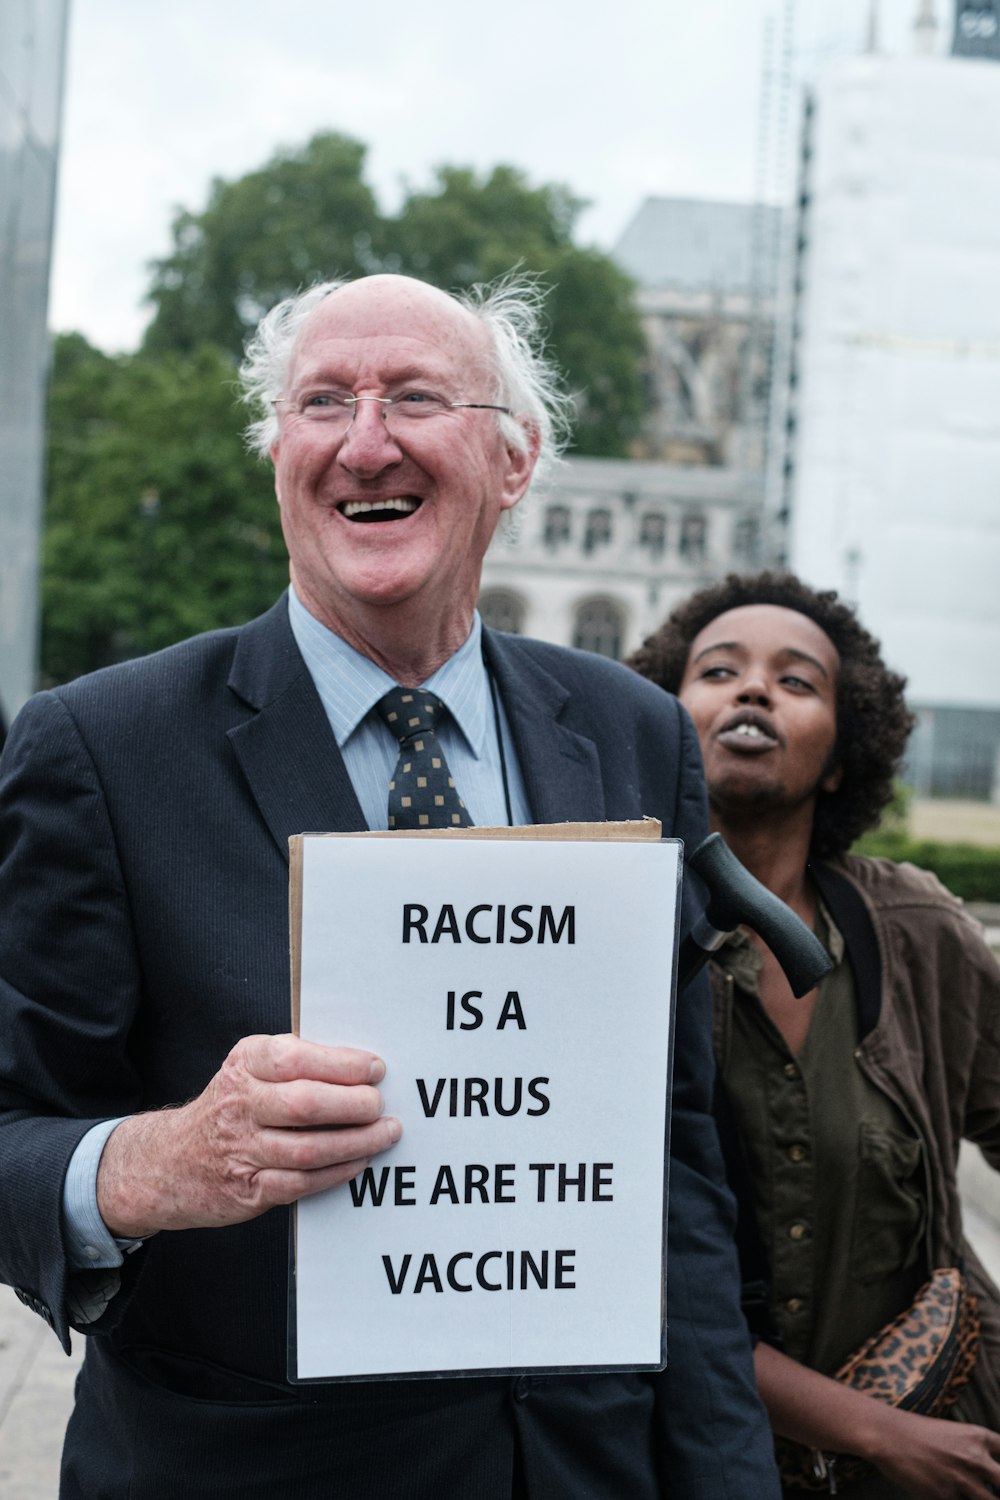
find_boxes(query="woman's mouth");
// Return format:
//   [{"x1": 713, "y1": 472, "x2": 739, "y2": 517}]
[{"x1": 716, "y1": 718, "x2": 780, "y2": 753}]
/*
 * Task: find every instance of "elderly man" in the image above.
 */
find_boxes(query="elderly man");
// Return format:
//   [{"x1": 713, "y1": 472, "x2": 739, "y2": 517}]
[{"x1": 0, "y1": 275, "x2": 777, "y2": 1498}]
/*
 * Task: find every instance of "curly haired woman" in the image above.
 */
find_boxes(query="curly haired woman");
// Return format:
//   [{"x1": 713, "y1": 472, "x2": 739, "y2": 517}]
[{"x1": 630, "y1": 571, "x2": 1000, "y2": 1499}]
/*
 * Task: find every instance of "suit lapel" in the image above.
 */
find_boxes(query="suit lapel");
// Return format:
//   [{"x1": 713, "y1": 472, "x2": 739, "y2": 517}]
[
  {"x1": 223, "y1": 604, "x2": 607, "y2": 852},
  {"x1": 225, "y1": 599, "x2": 367, "y2": 861},
  {"x1": 484, "y1": 631, "x2": 606, "y2": 824}
]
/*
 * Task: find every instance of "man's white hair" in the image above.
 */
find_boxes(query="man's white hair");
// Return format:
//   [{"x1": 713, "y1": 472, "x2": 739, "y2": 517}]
[{"x1": 239, "y1": 273, "x2": 573, "y2": 498}]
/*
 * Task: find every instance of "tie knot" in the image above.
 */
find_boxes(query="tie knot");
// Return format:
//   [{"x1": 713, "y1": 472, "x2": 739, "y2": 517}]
[{"x1": 376, "y1": 686, "x2": 446, "y2": 746}]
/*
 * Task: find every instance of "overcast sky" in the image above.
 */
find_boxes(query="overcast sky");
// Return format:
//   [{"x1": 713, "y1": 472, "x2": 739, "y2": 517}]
[{"x1": 49, "y1": 0, "x2": 956, "y2": 351}]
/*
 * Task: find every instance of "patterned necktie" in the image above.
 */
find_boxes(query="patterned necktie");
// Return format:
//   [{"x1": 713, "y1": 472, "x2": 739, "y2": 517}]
[{"x1": 375, "y1": 686, "x2": 474, "y2": 829}]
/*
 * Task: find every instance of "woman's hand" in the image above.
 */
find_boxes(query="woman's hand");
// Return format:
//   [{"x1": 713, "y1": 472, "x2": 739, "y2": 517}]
[
  {"x1": 755, "y1": 1342, "x2": 1000, "y2": 1499},
  {"x1": 865, "y1": 1406, "x2": 1000, "y2": 1500}
]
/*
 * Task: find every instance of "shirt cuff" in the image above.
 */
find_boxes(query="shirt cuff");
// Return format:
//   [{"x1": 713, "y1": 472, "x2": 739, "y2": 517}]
[{"x1": 63, "y1": 1117, "x2": 142, "y2": 1270}]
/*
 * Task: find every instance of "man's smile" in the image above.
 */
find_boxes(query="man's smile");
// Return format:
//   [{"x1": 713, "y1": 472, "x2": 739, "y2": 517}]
[{"x1": 338, "y1": 497, "x2": 422, "y2": 523}]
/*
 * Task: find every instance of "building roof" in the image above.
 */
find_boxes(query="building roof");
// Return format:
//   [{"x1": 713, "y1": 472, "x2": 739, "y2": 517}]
[{"x1": 613, "y1": 196, "x2": 781, "y2": 295}]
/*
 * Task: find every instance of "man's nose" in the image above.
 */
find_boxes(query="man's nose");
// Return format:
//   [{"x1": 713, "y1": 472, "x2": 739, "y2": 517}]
[{"x1": 336, "y1": 398, "x2": 402, "y2": 476}]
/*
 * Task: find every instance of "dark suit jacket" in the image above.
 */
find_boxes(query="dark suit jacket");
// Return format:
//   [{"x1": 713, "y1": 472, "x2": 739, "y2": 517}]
[{"x1": 0, "y1": 597, "x2": 778, "y2": 1499}]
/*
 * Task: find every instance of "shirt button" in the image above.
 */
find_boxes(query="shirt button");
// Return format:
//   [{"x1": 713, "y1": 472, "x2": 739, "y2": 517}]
[
  {"x1": 83, "y1": 1245, "x2": 101, "y2": 1262},
  {"x1": 788, "y1": 1221, "x2": 808, "y2": 1242},
  {"x1": 783, "y1": 1062, "x2": 799, "y2": 1079},
  {"x1": 787, "y1": 1144, "x2": 807, "y2": 1163},
  {"x1": 786, "y1": 1297, "x2": 804, "y2": 1313}
]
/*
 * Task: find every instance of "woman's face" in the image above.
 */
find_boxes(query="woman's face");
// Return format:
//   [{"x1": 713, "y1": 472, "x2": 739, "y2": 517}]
[{"x1": 678, "y1": 604, "x2": 842, "y2": 822}]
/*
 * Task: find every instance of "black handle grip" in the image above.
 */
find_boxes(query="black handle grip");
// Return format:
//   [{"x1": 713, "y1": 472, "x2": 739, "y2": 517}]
[{"x1": 686, "y1": 834, "x2": 834, "y2": 998}]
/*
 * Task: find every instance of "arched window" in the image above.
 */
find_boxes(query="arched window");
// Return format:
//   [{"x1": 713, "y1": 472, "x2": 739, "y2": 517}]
[
  {"x1": 572, "y1": 597, "x2": 625, "y2": 661},
  {"x1": 478, "y1": 589, "x2": 526, "y2": 635}
]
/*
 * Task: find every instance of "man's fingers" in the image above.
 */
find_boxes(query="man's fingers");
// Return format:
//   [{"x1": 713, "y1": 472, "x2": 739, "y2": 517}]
[
  {"x1": 255, "y1": 1079, "x2": 387, "y2": 1130},
  {"x1": 255, "y1": 1116, "x2": 402, "y2": 1172},
  {"x1": 237, "y1": 1033, "x2": 385, "y2": 1087},
  {"x1": 254, "y1": 1156, "x2": 384, "y2": 1206}
]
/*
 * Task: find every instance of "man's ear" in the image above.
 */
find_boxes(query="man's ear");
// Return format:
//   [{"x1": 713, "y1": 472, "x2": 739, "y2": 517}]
[
  {"x1": 270, "y1": 442, "x2": 282, "y2": 505},
  {"x1": 499, "y1": 422, "x2": 541, "y2": 513}
]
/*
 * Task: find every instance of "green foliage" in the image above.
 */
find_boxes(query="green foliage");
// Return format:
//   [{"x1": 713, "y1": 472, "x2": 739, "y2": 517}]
[
  {"x1": 143, "y1": 134, "x2": 382, "y2": 357},
  {"x1": 389, "y1": 164, "x2": 582, "y2": 282},
  {"x1": 44, "y1": 134, "x2": 648, "y2": 683},
  {"x1": 142, "y1": 136, "x2": 646, "y2": 457},
  {"x1": 390, "y1": 164, "x2": 645, "y2": 456},
  {"x1": 42, "y1": 334, "x2": 285, "y2": 684},
  {"x1": 852, "y1": 829, "x2": 1000, "y2": 903}
]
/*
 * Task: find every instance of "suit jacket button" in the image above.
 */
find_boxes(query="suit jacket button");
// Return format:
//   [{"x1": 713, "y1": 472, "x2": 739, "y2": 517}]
[{"x1": 513, "y1": 1376, "x2": 531, "y2": 1402}]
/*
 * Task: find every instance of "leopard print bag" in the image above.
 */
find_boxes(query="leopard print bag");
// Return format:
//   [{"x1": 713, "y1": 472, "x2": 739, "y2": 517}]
[{"x1": 775, "y1": 1266, "x2": 980, "y2": 1492}]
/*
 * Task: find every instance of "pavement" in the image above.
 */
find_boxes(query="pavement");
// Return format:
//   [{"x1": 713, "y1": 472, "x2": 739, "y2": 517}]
[{"x1": 0, "y1": 1152, "x2": 997, "y2": 1498}]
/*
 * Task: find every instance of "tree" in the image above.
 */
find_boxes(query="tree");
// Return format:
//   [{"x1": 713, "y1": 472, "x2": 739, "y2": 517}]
[
  {"x1": 43, "y1": 137, "x2": 649, "y2": 682},
  {"x1": 42, "y1": 334, "x2": 285, "y2": 684},
  {"x1": 141, "y1": 136, "x2": 646, "y2": 456},
  {"x1": 143, "y1": 133, "x2": 382, "y2": 357},
  {"x1": 391, "y1": 166, "x2": 646, "y2": 456}
]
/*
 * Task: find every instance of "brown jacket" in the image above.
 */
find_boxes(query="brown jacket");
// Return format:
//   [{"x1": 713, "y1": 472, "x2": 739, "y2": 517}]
[{"x1": 712, "y1": 853, "x2": 1000, "y2": 1425}]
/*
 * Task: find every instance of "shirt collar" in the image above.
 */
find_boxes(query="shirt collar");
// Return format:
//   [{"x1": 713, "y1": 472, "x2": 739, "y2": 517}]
[
  {"x1": 287, "y1": 589, "x2": 491, "y2": 756},
  {"x1": 719, "y1": 893, "x2": 845, "y2": 998}
]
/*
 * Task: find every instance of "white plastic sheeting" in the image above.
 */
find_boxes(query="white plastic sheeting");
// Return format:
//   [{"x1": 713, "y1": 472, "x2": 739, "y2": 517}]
[{"x1": 788, "y1": 54, "x2": 1000, "y2": 710}]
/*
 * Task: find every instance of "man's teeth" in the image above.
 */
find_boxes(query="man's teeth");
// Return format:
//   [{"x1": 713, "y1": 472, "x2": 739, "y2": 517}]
[
  {"x1": 342, "y1": 498, "x2": 418, "y2": 518},
  {"x1": 735, "y1": 723, "x2": 765, "y2": 738}
]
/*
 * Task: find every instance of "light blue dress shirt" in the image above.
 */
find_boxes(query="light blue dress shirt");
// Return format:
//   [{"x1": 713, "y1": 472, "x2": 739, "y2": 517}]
[
  {"x1": 63, "y1": 591, "x2": 531, "y2": 1282},
  {"x1": 287, "y1": 589, "x2": 530, "y2": 831}
]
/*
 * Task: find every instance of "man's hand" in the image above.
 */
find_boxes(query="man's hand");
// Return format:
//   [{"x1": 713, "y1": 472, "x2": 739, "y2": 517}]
[{"x1": 97, "y1": 1034, "x2": 401, "y2": 1238}]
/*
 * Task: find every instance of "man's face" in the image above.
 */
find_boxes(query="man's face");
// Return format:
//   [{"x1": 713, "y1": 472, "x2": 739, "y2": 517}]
[
  {"x1": 270, "y1": 275, "x2": 537, "y2": 642},
  {"x1": 678, "y1": 604, "x2": 842, "y2": 821}
]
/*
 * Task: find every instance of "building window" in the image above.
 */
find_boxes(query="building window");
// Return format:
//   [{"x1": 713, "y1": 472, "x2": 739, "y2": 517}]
[
  {"x1": 732, "y1": 514, "x2": 759, "y2": 565},
  {"x1": 639, "y1": 512, "x2": 667, "y2": 558},
  {"x1": 679, "y1": 512, "x2": 707, "y2": 562},
  {"x1": 583, "y1": 508, "x2": 612, "y2": 554},
  {"x1": 478, "y1": 590, "x2": 526, "y2": 635},
  {"x1": 573, "y1": 598, "x2": 625, "y2": 661},
  {"x1": 543, "y1": 504, "x2": 571, "y2": 547}
]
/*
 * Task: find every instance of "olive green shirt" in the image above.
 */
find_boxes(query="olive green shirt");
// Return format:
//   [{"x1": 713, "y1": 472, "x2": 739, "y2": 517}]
[{"x1": 717, "y1": 901, "x2": 928, "y2": 1377}]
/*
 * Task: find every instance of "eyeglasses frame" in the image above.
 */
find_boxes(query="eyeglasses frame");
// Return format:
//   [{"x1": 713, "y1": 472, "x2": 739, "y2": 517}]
[{"x1": 271, "y1": 393, "x2": 512, "y2": 421}]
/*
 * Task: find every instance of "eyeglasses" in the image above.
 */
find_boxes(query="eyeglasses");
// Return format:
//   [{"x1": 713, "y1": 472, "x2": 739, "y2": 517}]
[{"x1": 272, "y1": 390, "x2": 511, "y2": 431}]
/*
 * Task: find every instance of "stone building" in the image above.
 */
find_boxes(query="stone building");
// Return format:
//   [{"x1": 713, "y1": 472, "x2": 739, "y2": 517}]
[
  {"x1": 616, "y1": 196, "x2": 780, "y2": 470},
  {"x1": 479, "y1": 197, "x2": 775, "y2": 658},
  {"x1": 479, "y1": 456, "x2": 763, "y2": 659}
]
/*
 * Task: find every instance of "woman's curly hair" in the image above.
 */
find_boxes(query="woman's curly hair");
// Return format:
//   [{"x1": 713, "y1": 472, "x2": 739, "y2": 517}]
[{"x1": 627, "y1": 571, "x2": 915, "y2": 859}]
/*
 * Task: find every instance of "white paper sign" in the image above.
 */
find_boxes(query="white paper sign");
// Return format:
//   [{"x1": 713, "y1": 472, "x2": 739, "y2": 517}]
[{"x1": 292, "y1": 834, "x2": 681, "y2": 1381}]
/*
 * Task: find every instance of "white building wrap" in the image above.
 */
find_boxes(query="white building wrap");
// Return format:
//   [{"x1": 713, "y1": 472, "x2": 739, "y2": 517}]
[{"x1": 787, "y1": 53, "x2": 1000, "y2": 792}]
